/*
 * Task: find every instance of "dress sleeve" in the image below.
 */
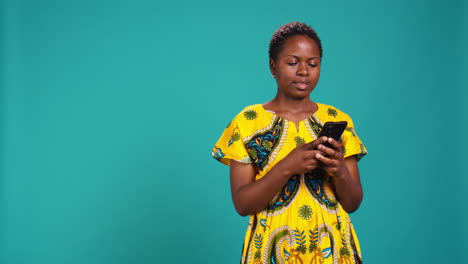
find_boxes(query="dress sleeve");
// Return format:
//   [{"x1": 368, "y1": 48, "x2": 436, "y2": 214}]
[
  {"x1": 212, "y1": 117, "x2": 252, "y2": 166},
  {"x1": 341, "y1": 115, "x2": 368, "y2": 161}
]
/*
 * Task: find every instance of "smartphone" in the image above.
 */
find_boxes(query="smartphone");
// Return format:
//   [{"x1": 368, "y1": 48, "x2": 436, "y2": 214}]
[{"x1": 317, "y1": 121, "x2": 348, "y2": 148}]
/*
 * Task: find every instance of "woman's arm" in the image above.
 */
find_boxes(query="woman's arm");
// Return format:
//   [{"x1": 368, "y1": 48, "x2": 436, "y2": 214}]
[
  {"x1": 230, "y1": 137, "x2": 328, "y2": 216},
  {"x1": 316, "y1": 138, "x2": 363, "y2": 213},
  {"x1": 230, "y1": 160, "x2": 289, "y2": 216}
]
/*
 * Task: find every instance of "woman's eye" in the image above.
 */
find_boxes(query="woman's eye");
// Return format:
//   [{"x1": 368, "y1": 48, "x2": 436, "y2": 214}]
[
  {"x1": 308, "y1": 63, "x2": 317, "y2": 67},
  {"x1": 287, "y1": 62, "x2": 298, "y2": 66}
]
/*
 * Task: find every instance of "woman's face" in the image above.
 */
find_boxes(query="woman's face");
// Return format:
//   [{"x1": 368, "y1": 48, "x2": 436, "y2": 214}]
[{"x1": 270, "y1": 35, "x2": 321, "y2": 100}]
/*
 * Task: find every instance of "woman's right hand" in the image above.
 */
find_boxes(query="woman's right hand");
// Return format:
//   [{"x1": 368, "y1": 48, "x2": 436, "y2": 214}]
[{"x1": 277, "y1": 136, "x2": 328, "y2": 175}]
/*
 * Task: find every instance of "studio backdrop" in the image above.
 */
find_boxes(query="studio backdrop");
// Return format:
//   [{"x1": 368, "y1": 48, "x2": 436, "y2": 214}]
[{"x1": 2, "y1": 0, "x2": 466, "y2": 263}]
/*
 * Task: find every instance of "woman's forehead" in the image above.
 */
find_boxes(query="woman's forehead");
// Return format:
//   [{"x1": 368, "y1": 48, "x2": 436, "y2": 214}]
[{"x1": 280, "y1": 35, "x2": 320, "y2": 56}]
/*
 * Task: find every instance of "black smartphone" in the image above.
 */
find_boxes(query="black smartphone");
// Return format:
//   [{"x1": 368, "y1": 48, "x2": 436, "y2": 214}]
[{"x1": 317, "y1": 121, "x2": 348, "y2": 148}]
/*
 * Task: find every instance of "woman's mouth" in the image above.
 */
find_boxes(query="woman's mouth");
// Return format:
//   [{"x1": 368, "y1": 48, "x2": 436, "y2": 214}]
[{"x1": 293, "y1": 82, "x2": 309, "y2": 90}]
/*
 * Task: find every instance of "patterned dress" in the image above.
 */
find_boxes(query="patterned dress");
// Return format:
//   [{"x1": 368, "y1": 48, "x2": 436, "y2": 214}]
[{"x1": 212, "y1": 103, "x2": 368, "y2": 264}]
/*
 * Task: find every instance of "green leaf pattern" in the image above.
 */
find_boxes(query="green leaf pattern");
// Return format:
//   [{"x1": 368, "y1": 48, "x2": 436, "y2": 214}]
[
  {"x1": 294, "y1": 136, "x2": 306, "y2": 146},
  {"x1": 299, "y1": 205, "x2": 313, "y2": 220},
  {"x1": 244, "y1": 110, "x2": 258, "y2": 120},
  {"x1": 327, "y1": 108, "x2": 337, "y2": 118}
]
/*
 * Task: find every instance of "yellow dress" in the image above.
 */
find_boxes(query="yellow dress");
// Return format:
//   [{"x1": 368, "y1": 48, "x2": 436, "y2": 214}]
[{"x1": 212, "y1": 103, "x2": 367, "y2": 264}]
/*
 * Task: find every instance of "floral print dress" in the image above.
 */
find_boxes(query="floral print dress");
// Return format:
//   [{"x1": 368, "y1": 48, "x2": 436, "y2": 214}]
[{"x1": 212, "y1": 103, "x2": 367, "y2": 264}]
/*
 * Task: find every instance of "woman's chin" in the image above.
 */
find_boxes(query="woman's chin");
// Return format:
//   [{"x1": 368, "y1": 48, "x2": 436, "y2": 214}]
[{"x1": 291, "y1": 89, "x2": 314, "y2": 99}]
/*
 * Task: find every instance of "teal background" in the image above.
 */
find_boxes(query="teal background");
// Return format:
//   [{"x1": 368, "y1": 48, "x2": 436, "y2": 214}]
[{"x1": 2, "y1": 0, "x2": 467, "y2": 263}]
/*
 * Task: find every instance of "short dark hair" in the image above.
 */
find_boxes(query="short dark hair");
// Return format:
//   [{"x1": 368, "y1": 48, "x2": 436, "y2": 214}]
[{"x1": 269, "y1": 22, "x2": 323, "y2": 61}]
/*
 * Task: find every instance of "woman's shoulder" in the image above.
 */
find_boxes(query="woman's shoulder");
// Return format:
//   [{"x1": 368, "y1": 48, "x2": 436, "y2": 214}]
[
  {"x1": 315, "y1": 102, "x2": 352, "y2": 121},
  {"x1": 238, "y1": 104, "x2": 264, "y2": 114},
  {"x1": 231, "y1": 104, "x2": 270, "y2": 122},
  {"x1": 226, "y1": 104, "x2": 277, "y2": 135}
]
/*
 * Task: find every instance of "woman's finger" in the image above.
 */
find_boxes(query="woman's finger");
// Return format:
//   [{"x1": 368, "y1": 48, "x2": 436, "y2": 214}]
[
  {"x1": 316, "y1": 153, "x2": 334, "y2": 165},
  {"x1": 303, "y1": 150, "x2": 324, "y2": 160},
  {"x1": 327, "y1": 138, "x2": 342, "y2": 153},
  {"x1": 305, "y1": 137, "x2": 328, "y2": 150},
  {"x1": 317, "y1": 144, "x2": 336, "y2": 157}
]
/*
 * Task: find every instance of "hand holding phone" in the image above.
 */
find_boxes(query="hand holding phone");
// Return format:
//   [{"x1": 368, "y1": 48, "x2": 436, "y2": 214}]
[{"x1": 317, "y1": 121, "x2": 347, "y2": 149}]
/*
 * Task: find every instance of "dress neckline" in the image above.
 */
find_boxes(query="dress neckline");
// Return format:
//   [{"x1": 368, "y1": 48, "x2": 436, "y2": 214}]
[
  {"x1": 259, "y1": 103, "x2": 320, "y2": 132},
  {"x1": 259, "y1": 103, "x2": 320, "y2": 122}
]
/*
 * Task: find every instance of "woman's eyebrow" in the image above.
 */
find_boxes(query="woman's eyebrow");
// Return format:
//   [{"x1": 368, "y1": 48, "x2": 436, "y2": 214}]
[{"x1": 284, "y1": 55, "x2": 320, "y2": 60}]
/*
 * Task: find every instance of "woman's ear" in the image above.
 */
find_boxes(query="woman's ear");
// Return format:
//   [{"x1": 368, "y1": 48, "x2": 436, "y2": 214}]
[{"x1": 269, "y1": 58, "x2": 276, "y2": 77}]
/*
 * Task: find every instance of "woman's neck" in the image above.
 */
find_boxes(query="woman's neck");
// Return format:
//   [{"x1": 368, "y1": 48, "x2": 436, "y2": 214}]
[{"x1": 264, "y1": 96, "x2": 316, "y2": 114}]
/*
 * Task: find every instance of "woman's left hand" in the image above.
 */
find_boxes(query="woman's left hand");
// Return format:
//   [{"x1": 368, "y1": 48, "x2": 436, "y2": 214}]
[{"x1": 315, "y1": 137, "x2": 348, "y2": 178}]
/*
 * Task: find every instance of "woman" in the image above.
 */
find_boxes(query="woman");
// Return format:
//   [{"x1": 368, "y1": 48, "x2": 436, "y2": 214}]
[{"x1": 212, "y1": 22, "x2": 367, "y2": 264}]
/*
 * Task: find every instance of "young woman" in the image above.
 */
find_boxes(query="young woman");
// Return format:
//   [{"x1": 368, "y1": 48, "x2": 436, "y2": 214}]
[{"x1": 212, "y1": 22, "x2": 367, "y2": 264}]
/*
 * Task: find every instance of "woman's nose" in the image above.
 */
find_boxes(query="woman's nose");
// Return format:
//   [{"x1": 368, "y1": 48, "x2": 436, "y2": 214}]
[{"x1": 297, "y1": 63, "x2": 309, "y2": 76}]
